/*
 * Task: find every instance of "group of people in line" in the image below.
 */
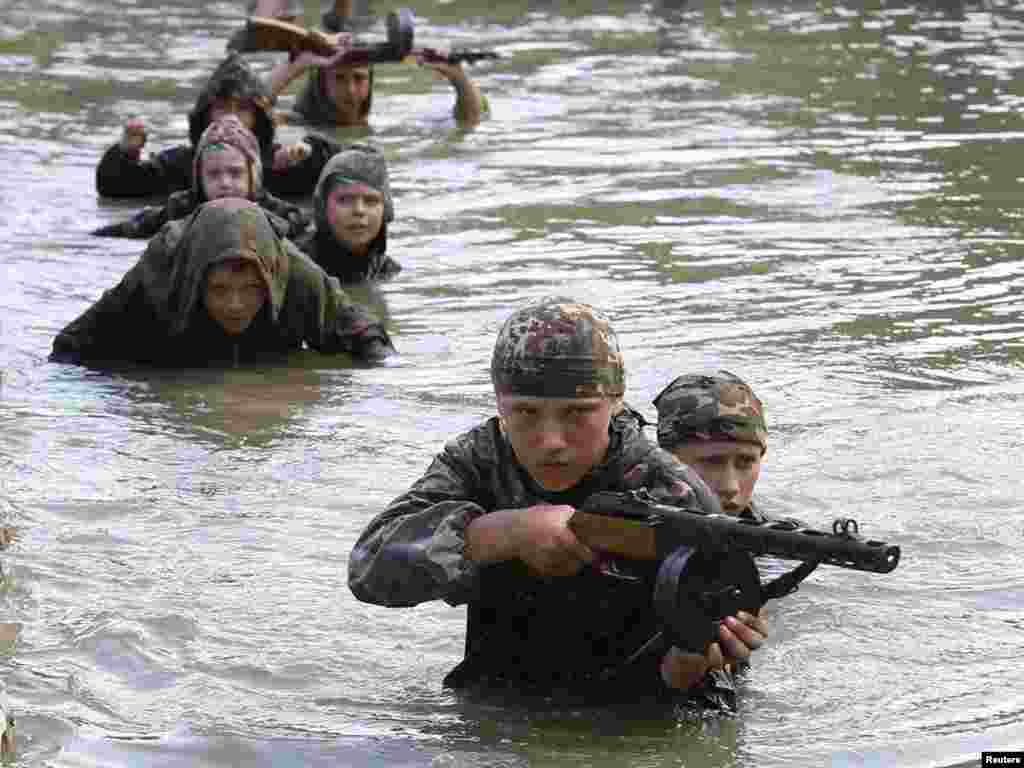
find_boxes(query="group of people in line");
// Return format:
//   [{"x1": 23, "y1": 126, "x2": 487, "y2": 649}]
[{"x1": 43, "y1": 0, "x2": 781, "y2": 717}]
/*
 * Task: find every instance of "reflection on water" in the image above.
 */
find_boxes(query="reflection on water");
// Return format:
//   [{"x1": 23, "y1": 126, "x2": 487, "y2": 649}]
[{"x1": 3, "y1": 0, "x2": 1024, "y2": 766}]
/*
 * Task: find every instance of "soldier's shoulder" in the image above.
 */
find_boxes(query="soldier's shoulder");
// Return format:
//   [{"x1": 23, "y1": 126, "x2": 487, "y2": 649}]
[{"x1": 440, "y1": 418, "x2": 503, "y2": 465}]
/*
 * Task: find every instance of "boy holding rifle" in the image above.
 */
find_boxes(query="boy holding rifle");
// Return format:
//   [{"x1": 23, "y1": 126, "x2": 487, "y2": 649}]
[{"x1": 348, "y1": 297, "x2": 766, "y2": 704}]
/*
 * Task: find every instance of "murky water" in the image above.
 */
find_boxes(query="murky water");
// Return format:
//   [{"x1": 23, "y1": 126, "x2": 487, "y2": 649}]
[{"x1": 3, "y1": 0, "x2": 1024, "y2": 765}]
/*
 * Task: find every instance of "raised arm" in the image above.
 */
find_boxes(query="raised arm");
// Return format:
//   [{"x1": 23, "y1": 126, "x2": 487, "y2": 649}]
[
  {"x1": 419, "y1": 59, "x2": 487, "y2": 127},
  {"x1": 267, "y1": 40, "x2": 351, "y2": 101},
  {"x1": 95, "y1": 120, "x2": 193, "y2": 198}
]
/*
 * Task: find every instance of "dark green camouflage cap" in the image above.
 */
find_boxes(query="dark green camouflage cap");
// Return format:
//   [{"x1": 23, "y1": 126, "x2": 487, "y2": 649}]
[
  {"x1": 653, "y1": 370, "x2": 767, "y2": 452},
  {"x1": 490, "y1": 297, "x2": 626, "y2": 398}
]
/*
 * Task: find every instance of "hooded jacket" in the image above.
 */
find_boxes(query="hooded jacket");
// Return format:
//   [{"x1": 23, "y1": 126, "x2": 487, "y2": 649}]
[
  {"x1": 293, "y1": 146, "x2": 401, "y2": 283},
  {"x1": 348, "y1": 412, "x2": 740, "y2": 705},
  {"x1": 95, "y1": 53, "x2": 346, "y2": 199},
  {"x1": 92, "y1": 115, "x2": 310, "y2": 240},
  {"x1": 52, "y1": 199, "x2": 393, "y2": 367}
]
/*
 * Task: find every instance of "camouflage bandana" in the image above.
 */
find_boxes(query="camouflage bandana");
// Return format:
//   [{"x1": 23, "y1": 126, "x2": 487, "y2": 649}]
[
  {"x1": 490, "y1": 297, "x2": 626, "y2": 398},
  {"x1": 653, "y1": 370, "x2": 767, "y2": 452}
]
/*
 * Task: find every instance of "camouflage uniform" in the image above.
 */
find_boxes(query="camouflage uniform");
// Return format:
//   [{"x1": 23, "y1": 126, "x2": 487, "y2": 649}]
[
  {"x1": 349, "y1": 299, "x2": 729, "y2": 702},
  {"x1": 95, "y1": 52, "x2": 347, "y2": 199},
  {"x1": 92, "y1": 115, "x2": 309, "y2": 240},
  {"x1": 653, "y1": 370, "x2": 806, "y2": 622},
  {"x1": 293, "y1": 145, "x2": 402, "y2": 283},
  {"x1": 654, "y1": 371, "x2": 768, "y2": 455},
  {"x1": 51, "y1": 199, "x2": 393, "y2": 367}
]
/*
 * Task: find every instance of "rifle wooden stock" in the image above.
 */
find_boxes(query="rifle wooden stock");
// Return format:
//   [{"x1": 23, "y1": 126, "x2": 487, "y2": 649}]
[
  {"x1": 241, "y1": 17, "x2": 342, "y2": 57},
  {"x1": 568, "y1": 511, "x2": 657, "y2": 560},
  {"x1": 237, "y1": 14, "x2": 496, "y2": 66}
]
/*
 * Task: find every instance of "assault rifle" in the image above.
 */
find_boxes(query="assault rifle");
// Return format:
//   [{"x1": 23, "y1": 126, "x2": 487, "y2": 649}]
[
  {"x1": 569, "y1": 490, "x2": 901, "y2": 653},
  {"x1": 232, "y1": 8, "x2": 498, "y2": 66}
]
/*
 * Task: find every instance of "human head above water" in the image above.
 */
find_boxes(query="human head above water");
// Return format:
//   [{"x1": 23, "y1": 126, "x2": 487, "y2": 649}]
[
  {"x1": 653, "y1": 371, "x2": 767, "y2": 453},
  {"x1": 193, "y1": 115, "x2": 263, "y2": 202},
  {"x1": 190, "y1": 52, "x2": 276, "y2": 156},
  {"x1": 313, "y1": 145, "x2": 393, "y2": 253},
  {"x1": 177, "y1": 199, "x2": 285, "y2": 337},
  {"x1": 653, "y1": 370, "x2": 767, "y2": 513},
  {"x1": 490, "y1": 297, "x2": 626, "y2": 491},
  {"x1": 294, "y1": 62, "x2": 373, "y2": 127},
  {"x1": 490, "y1": 297, "x2": 625, "y2": 399},
  {"x1": 324, "y1": 64, "x2": 373, "y2": 125}
]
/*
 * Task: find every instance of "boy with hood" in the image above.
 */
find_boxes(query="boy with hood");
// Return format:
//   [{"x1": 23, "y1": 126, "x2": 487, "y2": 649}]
[
  {"x1": 92, "y1": 115, "x2": 309, "y2": 240},
  {"x1": 348, "y1": 298, "x2": 767, "y2": 705},
  {"x1": 95, "y1": 52, "x2": 346, "y2": 199},
  {"x1": 51, "y1": 198, "x2": 393, "y2": 367},
  {"x1": 293, "y1": 145, "x2": 401, "y2": 283}
]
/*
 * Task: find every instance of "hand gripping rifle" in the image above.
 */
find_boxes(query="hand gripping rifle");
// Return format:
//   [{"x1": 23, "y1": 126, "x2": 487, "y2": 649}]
[
  {"x1": 233, "y1": 8, "x2": 498, "y2": 66},
  {"x1": 569, "y1": 490, "x2": 901, "y2": 654}
]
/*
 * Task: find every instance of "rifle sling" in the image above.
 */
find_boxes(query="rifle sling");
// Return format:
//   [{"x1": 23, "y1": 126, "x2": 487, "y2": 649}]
[{"x1": 760, "y1": 559, "x2": 819, "y2": 601}]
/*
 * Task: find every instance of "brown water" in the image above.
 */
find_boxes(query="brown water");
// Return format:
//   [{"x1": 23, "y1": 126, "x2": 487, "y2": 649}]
[{"x1": 2, "y1": 0, "x2": 1024, "y2": 766}]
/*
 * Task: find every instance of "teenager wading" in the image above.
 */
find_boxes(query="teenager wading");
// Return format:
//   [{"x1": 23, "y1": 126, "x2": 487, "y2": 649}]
[
  {"x1": 348, "y1": 298, "x2": 767, "y2": 704},
  {"x1": 95, "y1": 52, "x2": 347, "y2": 199},
  {"x1": 653, "y1": 370, "x2": 769, "y2": 520},
  {"x1": 51, "y1": 198, "x2": 393, "y2": 368},
  {"x1": 93, "y1": 115, "x2": 309, "y2": 241},
  {"x1": 294, "y1": 145, "x2": 401, "y2": 284}
]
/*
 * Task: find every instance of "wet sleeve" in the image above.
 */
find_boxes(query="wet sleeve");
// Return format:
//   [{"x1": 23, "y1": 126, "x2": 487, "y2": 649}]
[
  {"x1": 95, "y1": 143, "x2": 192, "y2": 198},
  {"x1": 348, "y1": 451, "x2": 487, "y2": 607},
  {"x1": 91, "y1": 205, "x2": 169, "y2": 239},
  {"x1": 48, "y1": 260, "x2": 154, "y2": 364},
  {"x1": 624, "y1": 449, "x2": 721, "y2": 517},
  {"x1": 287, "y1": 248, "x2": 395, "y2": 360}
]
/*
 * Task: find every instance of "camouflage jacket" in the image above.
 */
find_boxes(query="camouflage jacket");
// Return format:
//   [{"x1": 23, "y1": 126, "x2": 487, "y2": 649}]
[
  {"x1": 92, "y1": 188, "x2": 310, "y2": 240},
  {"x1": 51, "y1": 201, "x2": 392, "y2": 367},
  {"x1": 349, "y1": 412, "x2": 741, "y2": 703}
]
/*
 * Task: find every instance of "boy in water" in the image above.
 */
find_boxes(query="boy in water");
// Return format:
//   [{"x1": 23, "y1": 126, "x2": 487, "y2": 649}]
[
  {"x1": 95, "y1": 52, "x2": 346, "y2": 199},
  {"x1": 51, "y1": 199, "x2": 393, "y2": 367},
  {"x1": 294, "y1": 144, "x2": 400, "y2": 283},
  {"x1": 93, "y1": 115, "x2": 309, "y2": 241},
  {"x1": 349, "y1": 298, "x2": 766, "y2": 703},
  {"x1": 251, "y1": 0, "x2": 486, "y2": 129},
  {"x1": 268, "y1": 44, "x2": 486, "y2": 129},
  {"x1": 653, "y1": 371, "x2": 767, "y2": 518}
]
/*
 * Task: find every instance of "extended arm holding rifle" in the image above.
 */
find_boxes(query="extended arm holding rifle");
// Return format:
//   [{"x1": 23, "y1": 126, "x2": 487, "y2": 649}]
[
  {"x1": 569, "y1": 489, "x2": 901, "y2": 654},
  {"x1": 241, "y1": 9, "x2": 496, "y2": 104}
]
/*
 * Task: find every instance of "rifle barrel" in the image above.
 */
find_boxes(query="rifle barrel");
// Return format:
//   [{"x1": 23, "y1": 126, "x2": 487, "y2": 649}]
[{"x1": 574, "y1": 491, "x2": 901, "y2": 574}]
